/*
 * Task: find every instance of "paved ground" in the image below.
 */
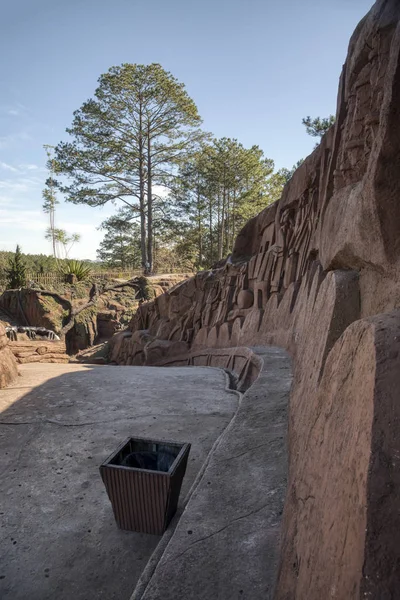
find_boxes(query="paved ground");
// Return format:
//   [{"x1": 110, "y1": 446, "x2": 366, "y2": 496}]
[
  {"x1": 133, "y1": 347, "x2": 292, "y2": 600},
  {"x1": 0, "y1": 363, "x2": 238, "y2": 600}
]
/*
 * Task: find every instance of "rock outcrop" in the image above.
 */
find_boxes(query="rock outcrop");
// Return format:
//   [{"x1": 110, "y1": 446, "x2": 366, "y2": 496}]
[
  {"x1": 9, "y1": 340, "x2": 69, "y2": 364},
  {"x1": 0, "y1": 274, "x2": 192, "y2": 356},
  {"x1": 109, "y1": 2, "x2": 400, "y2": 598},
  {"x1": 0, "y1": 324, "x2": 18, "y2": 388}
]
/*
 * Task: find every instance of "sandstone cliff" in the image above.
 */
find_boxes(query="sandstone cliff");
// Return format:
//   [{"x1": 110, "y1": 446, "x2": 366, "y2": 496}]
[
  {"x1": 0, "y1": 324, "x2": 18, "y2": 388},
  {"x1": 110, "y1": 1, "x2": 400, "y2": 598}
]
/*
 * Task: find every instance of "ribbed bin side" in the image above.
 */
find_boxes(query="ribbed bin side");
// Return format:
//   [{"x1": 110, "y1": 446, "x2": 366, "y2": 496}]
[
  {"x1": 164, "y1": 446, "x2": 191, "y2": 528},
  {"x1": 101, "y1": 466, "x2": 170, "y2": 535}
]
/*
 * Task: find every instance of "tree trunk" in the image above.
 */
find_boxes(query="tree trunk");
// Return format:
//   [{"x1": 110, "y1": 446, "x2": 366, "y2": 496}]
[
  {"x1": 152, "y1": 233, "x2": 156, "y2": 272},
  {"x1": 147, "y1": 125, "x2": 153, "y2": 274},
  {"x1": 209, "y1": 196, "x2": 213, "y2": 263},
  {"x1": 232, "y1": 187, "x2": 236, "y2": 249},
  {"x1": 120, "y1": 236, "x2": 125, "y2": 270},
  {"x1": 138, "y1": 103, "x2": 147, "y2": 270},
  {"x1": 225, "y1": 188, "x2": 230, "y2": 256},
  {"x1": 217, "y1": 191, "x2": 221, "y2": 261},
  {"x1": 50, "y1": 205, "x2": 56, "y2": 258},
  {"x1": 197, "y1": 186, "x2": 202, "y2": 268},
  {"x1": 220, "y1": 181, "x2": 226, "y2": 261}
]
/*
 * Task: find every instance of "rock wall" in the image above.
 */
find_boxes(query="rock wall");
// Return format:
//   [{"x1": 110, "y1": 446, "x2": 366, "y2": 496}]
[
  {"x1": 0, "y1": 324, "x2": 18, "y2": 388},
  {"x1": 0, "y1": 289, "x2": 64, "y2": 333},
  {"x1": 8, "y1": 339, "x2": 69, "y2": 364},
  {"x1": 110, "y1": 2, "x2": 400, "y2": 598},
  {"x1": 0, "y1": 276, "x2": 190, "y2": 356}
]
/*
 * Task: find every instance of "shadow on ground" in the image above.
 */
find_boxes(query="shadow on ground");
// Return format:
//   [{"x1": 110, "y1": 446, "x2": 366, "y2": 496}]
[{"x1": 0, "y1": 364, "x2": 238, "y2": 600}]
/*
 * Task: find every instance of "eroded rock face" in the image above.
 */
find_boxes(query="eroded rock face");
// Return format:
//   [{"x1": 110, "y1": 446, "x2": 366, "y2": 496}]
[
  {"x1": 109, "y1": 1, "x2": 400, "y2": 597},
  {"x1": 9, "y1": 340, "x2": 69, "y2": 364},
  {"x1": 0, "y1": 324, "x2": 18, "y2": 388},
  {"x1": 278, "y1": 311, "x2": 400, "y2": 599}
]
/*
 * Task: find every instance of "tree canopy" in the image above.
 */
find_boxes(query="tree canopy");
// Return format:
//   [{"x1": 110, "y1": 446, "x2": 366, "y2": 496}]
[
  {"x1": 302, "y1": 115, "x2": 336, "y2": 138},
  {"x1": 164, "y1": 138, "x2": 287, "y2": 269},
  {"x1": 53, "y1": 63, "x2": 204, "y2": 272},
  {"x1": 48, "y1": 62, "x2": 312, "y2": 274},
  {"x1": 97, "y1": 211, "x2": 141, "y2": 269},
  {"x1": 6, "y1": 245, "x2": 27, "y2": 289}
]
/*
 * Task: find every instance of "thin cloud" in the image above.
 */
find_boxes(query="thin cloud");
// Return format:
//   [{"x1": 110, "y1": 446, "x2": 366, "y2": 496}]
[
  {"x1": 0, "y1": 180, "x2": 30, "y2": 192},
  {"x1": 61, "y1": 221, "x2": 99, "y2": 235},
  {"x1": 0, "y1": 196, "x2": 14, "y2": 206},
  {"x1": 0, "y1": 208, "x2": 46, "y2": 231},
  {"x1": 19, "y1": 164, "x2": 45, "y2": 174},
  {"x1": 0, "y1": 131, "x2": 32, "y2": 149},
  {"x1": 0, "y1": 174, "x2": 45, "y2": 209},
  {"x1": 0, "y1": 162, "x2": 18, "y2": 172},
  {"x1": 0, "y1": 102, "x2": 29, "y2": 117},
  {"x1": 0, "y1": 177, "x2": 43, "y2": 192}
]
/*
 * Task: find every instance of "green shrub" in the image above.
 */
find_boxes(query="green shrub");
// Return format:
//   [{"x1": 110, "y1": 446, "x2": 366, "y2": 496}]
[{"x1": 58, "y1": 259, "x2": 91, "y2": 282}]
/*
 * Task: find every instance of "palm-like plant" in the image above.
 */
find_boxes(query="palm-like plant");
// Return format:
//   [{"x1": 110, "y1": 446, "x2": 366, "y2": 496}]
[{"x1": 58, "y1": 259, "x2": 91, "y2": 282}]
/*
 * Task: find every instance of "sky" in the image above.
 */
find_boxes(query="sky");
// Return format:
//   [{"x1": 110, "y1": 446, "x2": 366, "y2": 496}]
[{"x1": 0, "y1": 0, "x2": 373, "y2": 260}]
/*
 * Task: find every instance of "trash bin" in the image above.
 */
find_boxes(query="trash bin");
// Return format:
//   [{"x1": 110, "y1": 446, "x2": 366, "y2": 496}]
[{"x1": 100, "y1": 436, "x2": 191, "y2": 535}]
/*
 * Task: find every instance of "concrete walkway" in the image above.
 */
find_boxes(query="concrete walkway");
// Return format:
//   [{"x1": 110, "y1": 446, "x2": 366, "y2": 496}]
[
  {"x1": 133, "y1": 347, "x2": 292, "y2": 600},
  {"x1": 0, "y1": 363, "x2": 238, "y2": 600}
]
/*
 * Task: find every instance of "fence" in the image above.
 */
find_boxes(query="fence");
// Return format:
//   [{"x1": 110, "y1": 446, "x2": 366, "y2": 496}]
[
  {"x1": 0, "y1": 269, "x2": 192, "y2": 292},
  {"x1": 24, "y1": 270, "x2": 145, "y2": 287},
  {"x1": 25, "y1": 272, "x2": 64, "y2": 287},
  {"x1": 90, "y1": 270, "x2": 144, "y2": 281}
]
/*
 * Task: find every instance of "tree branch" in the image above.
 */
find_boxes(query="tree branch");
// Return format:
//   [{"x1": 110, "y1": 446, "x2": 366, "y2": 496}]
[{"x1": 38, "y1": 280, "x2": 142, "y2": 341}]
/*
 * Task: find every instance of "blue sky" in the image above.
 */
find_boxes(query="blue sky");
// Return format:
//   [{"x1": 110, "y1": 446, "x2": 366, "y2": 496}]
[{"x1": 0, "y1": 0, "x2": 373, "y2": 260}]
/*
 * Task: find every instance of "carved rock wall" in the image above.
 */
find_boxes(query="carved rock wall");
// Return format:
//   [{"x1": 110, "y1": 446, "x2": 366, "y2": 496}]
[
  {"x1": 109, "y1": 2, "x2": 400, "y2": 598},
  {"x1": 0, "y1": 324, "x2": 18, "y2": 388},
  {"x1": 9, "y1": 339, "x2": 69, "y2": 364},
  {"x1": 277, "y1": 311, "x2": 400, "y2": 599},
  {"x1": 0, "y1": 289, "x2": 64, "y2": 333}
]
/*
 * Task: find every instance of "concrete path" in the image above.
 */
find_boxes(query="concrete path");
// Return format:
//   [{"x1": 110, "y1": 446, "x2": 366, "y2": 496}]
[
  {"x1": 0, "y1": 363, "x2": 238, "y2": 600},
  {"x1": 133, "y1": 347, "x2": 292, "y2": 600}
]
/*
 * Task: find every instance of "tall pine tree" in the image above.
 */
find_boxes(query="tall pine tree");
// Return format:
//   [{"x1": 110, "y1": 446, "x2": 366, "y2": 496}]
[
  {"x1": 54, "y1": 63, "x2": 204, "y2": 272},
  {"x1": 6, "y1": 245, "x2": 27, "y2": 289},
  {"x1": 97, "y1": 211, "x2": 141, "y2": 269},
  {"x1": 168, "y1": 139, "x2": 281, "y2": 267}
]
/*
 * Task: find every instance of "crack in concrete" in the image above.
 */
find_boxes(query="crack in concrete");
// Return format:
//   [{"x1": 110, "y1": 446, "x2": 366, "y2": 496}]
[
  {"x1": 165, "y1": 501, "x2": 271, "y2": 564},
  {"x1": 216, "y1": 440, "x2": 275, "y2": 462},
  {"x1": 0, "y1": 412, "x2": 232, "y2": 427}
]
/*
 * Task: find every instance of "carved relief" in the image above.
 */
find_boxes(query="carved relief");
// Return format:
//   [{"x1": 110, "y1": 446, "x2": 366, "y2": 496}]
[{"x1": 334, "y1": 31, "x2": 392, "y2": 191}]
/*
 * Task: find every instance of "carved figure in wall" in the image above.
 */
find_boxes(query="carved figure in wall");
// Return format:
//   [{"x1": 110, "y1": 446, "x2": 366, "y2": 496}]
[
  {"x1": 280, "y1": 207, "x2": 296, "y2": 252},
  {"x1": 334, "y1": 31, "x2": 390, "y2": 191}
]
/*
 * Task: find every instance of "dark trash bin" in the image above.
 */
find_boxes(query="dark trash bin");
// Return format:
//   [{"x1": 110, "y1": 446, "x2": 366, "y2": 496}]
[{"x1": 100, "y1": 436, "x2": 191, "y2": 535}]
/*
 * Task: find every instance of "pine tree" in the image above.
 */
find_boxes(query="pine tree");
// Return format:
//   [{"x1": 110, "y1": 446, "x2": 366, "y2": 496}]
[
  {"x1": 54, "y1": 63, "x2": 205, "y2": 272},
  {"x1": 302, "y1": 115, "x2": 335, "y2": 138},
  {"x1": 6, "y1": 245, "x2": 27, "y2": 289},
  {"x1": 97, "y1": 211, "x2": 142, "y2": 269},
  {"x1": 169, "y1": 139, "x2": 280, "y2": 266}
]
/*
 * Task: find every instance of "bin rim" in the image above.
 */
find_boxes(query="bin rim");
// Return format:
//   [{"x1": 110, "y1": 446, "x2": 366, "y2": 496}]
[{"x1": 100, "y1": 435, "x2": 191, "y2": 476}]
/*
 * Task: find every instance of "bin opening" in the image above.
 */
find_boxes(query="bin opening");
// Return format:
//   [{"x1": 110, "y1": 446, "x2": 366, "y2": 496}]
[{"x1": 110, "y1": 438, "x2": 182, "y2": 473}]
